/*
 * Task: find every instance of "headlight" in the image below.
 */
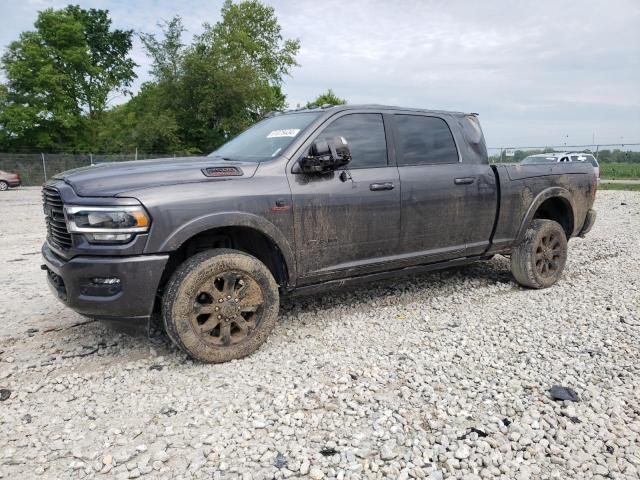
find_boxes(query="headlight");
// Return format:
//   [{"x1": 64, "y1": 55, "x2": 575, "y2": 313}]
[{"x1": 64, "y1": 205, "x2": 150, "y2": 244}]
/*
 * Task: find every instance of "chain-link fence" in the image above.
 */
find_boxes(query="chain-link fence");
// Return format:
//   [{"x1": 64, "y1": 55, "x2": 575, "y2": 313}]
[
  {"x1": 0, "y1": 153, "x2": 201, "y2": 186},
  {"x1": 487, "y1": 143, "x2": 640, "y2": 164},
  {"x1": 1, "y1": 144, "x2": 639, "y2": 186}
]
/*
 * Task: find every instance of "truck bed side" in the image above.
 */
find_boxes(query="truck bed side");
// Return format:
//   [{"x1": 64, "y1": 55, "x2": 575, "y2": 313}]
[{"x1": 489, "y1": 162, "x2": 597, "y2": 253}]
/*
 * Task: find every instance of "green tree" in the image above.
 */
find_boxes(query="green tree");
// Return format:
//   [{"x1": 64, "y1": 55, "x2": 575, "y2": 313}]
[
  {"x1": 305, "y1": 89, "x2": 347, "y2": 108},
  {"x1": 139, "y1": 16, "x2": 185, "y2": 114},
  {"x1": 0, "y1": 5, "x2": 136, "y2": 151},
  {"x1": 139, "y1": 17, "x2": 185, "y2": 83},
  {"x1": 139, "y1": 1, "x2": 300, "y2": 152},
  {"x1": 95, "y1": 83, "x2": 184, "y2": 154}
]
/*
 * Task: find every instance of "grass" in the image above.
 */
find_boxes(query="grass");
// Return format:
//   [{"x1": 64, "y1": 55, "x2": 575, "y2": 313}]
[
  {"x1": 598, "y1": 183, "x2": 640, "y2": 192},
  {"x1": 600, "y1": 163, "x2": 640, "y2": 180}
]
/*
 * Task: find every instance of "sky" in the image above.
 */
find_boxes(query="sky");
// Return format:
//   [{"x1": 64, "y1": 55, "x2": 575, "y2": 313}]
[{"x1": 1, "y1": 0, "x2": 639, "y2": 149}]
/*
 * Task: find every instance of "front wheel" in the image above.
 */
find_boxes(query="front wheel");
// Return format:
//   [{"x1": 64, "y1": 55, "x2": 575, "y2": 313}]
[
  {"x1": 162, "y1": 249, "x2": 279, "y2": 363},
  {"x1": 510, "y1": 219, "x2": 568, "y2": 288},
  {"x1": 0, "y1": 181, "x2": 8, "y2": 191}
]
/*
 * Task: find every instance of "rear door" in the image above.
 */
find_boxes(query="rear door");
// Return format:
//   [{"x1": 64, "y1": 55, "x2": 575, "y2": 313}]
[
  {"x1": 458, "y1": 162, "x2": 498, "y2": 255},
  {"x1": 393, "y1": 114, "x2": 498, "y2": 260},
  {"x1": 288, "y1": 112, "x2": 400, "y2": 282},
  {"x1": 393, "y1": 114, "x2": 468, "y2": 261}
]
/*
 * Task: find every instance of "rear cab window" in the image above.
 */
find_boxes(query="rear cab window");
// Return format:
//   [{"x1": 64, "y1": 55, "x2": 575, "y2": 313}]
[{"x1": 394, "y1": 115, "x2": 459, "y2": 166}]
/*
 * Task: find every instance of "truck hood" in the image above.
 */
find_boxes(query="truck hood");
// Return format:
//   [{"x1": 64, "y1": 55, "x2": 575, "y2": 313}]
[{"x1": 54, "y1": 156, "x2": 259, "y2": 197}]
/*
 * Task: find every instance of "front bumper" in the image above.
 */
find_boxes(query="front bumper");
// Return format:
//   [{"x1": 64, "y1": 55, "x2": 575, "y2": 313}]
[
  {"x1": 578, "y1": 209, "x2": 597, "y2": 237},
  {"x1": 41, "y1": 242, "x2": 169, "y2": 320}
]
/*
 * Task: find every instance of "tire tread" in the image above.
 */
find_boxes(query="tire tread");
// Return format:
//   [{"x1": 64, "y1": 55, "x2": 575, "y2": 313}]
[
  {"x1": 161, "y1": 248, "x2": 279, "y2": 363},
  {"x1": 510, "y1": 219, "x2": 568, "y2": 289}
]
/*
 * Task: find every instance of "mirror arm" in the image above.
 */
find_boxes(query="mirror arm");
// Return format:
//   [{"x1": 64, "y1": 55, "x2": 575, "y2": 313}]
[{"x1": 329, "y1": 142, "x2": 338, "y2": 160}]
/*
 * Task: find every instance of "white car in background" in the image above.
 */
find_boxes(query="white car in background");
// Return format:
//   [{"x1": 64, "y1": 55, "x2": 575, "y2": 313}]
[
  {"x1": 521, "y1": 152, "x2": 600, "y2": 179},
  {"x1": 568, "y1": 153, "x2": 600, "y2": 179}
]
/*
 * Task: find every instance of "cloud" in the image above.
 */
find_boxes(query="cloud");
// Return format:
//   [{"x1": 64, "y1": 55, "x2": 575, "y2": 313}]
[{"x1": 0, "y1": 0, "x2": 638, "y2": 147}]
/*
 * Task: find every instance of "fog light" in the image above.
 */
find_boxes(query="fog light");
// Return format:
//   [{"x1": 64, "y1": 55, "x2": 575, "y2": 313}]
[
  {"x1": 92, "y1": 277, "x2": 121, "y2": 285},
  {"x1": 88, "y1": 233, "x2": 133, "y2": 242}
]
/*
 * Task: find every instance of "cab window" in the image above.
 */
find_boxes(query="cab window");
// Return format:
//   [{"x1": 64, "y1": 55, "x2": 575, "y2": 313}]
[
  {"x1": 314, "y1": 114, "x2": 388, "y2": 169},
  {"x1": 395, "y1": 115, "x2": 458, "y2": 166}
]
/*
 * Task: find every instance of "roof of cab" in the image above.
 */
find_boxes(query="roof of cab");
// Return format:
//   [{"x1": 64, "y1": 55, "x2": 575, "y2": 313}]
[{"x1": 273, "y1": 104, "x2": 474, "y2": 117}]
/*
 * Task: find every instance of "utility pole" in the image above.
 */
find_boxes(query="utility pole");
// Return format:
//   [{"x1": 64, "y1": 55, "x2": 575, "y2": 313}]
[{"x1": 41, "y1": 153, "x2": 47, "y2": 182}]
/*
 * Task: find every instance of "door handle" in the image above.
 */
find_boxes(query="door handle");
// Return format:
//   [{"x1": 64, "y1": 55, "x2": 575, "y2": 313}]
[
  {"x1": 369, "y1": 182, "x2": 395, "y2": 191},
  {"x1": 454, "y1": 177, "x2": 475, "y2": 185}
]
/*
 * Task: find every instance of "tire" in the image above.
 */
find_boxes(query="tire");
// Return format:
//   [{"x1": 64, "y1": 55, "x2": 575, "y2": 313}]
[
  {"x1": 0, "y1": 181, "x2": 8, "y2": 191},
  {"x1": 162, "y1": 249, "x2": 279, "y2": 363},
  {"x1": 510, "y1": 219, "x2": 568, "y2": 289}
]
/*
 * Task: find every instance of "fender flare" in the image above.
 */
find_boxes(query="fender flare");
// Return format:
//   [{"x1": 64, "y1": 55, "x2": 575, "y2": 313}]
[
  {"x1": 158, "y1": 211, "x2": 297, "y2": 283},
  {"x1": 515, "y1": 187, "x2": 576, "y2": 244}
]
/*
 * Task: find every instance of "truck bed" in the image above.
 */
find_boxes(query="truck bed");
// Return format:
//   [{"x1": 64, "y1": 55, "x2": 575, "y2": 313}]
[{"x1": 490, "y1": 161, "x2": 597, "y2": 253}]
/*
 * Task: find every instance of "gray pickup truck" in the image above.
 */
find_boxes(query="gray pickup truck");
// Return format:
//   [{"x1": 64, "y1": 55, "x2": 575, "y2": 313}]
[{"x1": 41, "y1": 105, "x2": 597, "y2": 362}]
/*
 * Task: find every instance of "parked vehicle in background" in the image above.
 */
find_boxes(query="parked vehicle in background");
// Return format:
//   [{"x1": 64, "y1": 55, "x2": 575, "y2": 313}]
[
  {"x1": 41, "y1": 105, "x2": 598, "y2": 363},
  {"x1": 521, "y1": 154, "x2": 558, "y2": 165},
  {"x1": 0, "y1": 170, "x2": 21, "y2": 191},
  {"x1": 521, "y1": 152, "x2": 600, "y2": 178},
  {"x1": 570, "y1": 153, "x2": 600, "y2": 179}
]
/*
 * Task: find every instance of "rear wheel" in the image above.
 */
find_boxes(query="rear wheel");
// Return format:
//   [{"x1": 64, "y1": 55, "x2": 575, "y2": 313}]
[
  {"x1": 510, "y1": 219, "x2": 568, "y2": 288},
  {"x1": 0, "y1": 181, "x2": 8, "y2": 191},
  {"x1": 162, "y1": 249, "x2": 279, "y2": 363}
]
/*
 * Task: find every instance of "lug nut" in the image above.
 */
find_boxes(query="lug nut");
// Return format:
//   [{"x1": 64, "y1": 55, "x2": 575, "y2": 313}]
[
  {"x1": 217, "y1": 315, "x2": 222, "y2": 319},
  {"x1": 219, "y1": 299, "x2": 223, "y2": 303}
]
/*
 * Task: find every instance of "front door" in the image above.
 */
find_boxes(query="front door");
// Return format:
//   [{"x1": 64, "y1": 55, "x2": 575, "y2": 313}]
[{"x1": 288, "y1": 112, "x2": 400, "y2": 282}]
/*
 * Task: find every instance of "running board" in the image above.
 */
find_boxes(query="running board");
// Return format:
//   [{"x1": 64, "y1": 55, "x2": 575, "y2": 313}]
[{"x1": 288, "y1": 255, "x2": 486, "y2": 297}]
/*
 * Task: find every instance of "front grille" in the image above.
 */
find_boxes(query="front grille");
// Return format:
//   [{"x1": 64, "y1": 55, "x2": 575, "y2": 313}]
[{"x1": 42, "y1": 186, "x2": 72, "y2": 250}]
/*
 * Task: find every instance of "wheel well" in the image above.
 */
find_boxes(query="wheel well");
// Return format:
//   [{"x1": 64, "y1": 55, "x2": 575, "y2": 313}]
[
  {"x1": 158, "y1": 226, "x2": 289, "y2": 294},
  {"x1": 532, "y1": 197, "x2": 574, "y2": 237}
]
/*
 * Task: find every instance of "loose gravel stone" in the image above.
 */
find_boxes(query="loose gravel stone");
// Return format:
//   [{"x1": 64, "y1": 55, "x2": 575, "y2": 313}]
[
  {"x1": 309, "y1": 467, "x2": 324, "y2": 479},
  {"x1": 455, "y1": 444, "x2": 471, "y2": 460},
  {"x1": 380, "y1": 443, "x2": 397, "y2": 461},
  {"x1": 0, "y1": 188, "x2": 638, "y2": 479}
]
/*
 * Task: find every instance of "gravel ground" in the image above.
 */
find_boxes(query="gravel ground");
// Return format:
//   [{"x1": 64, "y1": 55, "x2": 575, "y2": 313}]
[{"x1": 0, "y1": 187, "x2": 638, "y2": 480}]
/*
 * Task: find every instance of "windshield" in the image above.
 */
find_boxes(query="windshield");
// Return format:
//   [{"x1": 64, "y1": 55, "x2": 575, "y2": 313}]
[
  {"x1": 209, "y1": 112, "x2": 320, "y2": 162},
  {"x1": 521, "y1": 155, "x2": 557, "y2": 164}
]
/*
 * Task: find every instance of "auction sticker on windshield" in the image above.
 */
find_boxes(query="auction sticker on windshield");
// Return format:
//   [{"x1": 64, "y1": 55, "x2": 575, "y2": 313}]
[{"x1": 267, "y1": 129, "x2": 300, "y2": 138}]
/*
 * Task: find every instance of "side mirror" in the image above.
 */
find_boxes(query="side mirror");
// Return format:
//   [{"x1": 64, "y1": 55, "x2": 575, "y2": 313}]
[{"x1": 299, "y1": 136, "x2": 351, "y2": 174}]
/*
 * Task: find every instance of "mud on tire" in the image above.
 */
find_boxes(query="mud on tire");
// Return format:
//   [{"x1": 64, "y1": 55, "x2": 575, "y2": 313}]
[
  {"x1": 510, "y1": 219, "x2": 568, "y2": 289},
  {"x1": 162, "y1": 249, "x2": 279, "y2": 363}
]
